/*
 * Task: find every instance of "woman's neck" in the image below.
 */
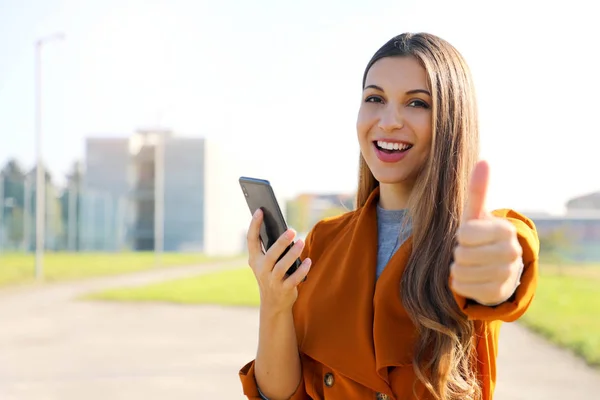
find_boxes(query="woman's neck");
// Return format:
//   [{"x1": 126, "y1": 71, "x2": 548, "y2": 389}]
[{"x1": 378, "y1": 182, "x2": 413, "y2": 210}]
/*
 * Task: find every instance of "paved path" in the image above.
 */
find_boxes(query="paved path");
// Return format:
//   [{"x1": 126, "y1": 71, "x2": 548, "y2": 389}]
[
  {"x1": 495, "y1": 323, "x2": 600, "y2": 400},
  {"x1": 1, "y1": 262, "x2": 599, "y2": 399}
]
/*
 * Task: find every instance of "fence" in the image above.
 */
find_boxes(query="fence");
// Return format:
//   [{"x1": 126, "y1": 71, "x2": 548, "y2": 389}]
[{"x1": 0, "y1": 173, "x2": 128, "y2": 253}]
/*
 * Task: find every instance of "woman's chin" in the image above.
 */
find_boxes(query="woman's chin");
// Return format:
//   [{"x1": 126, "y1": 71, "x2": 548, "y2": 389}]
[{"x1": 372, "y1": 172, "x2": 413, "y2": 186}]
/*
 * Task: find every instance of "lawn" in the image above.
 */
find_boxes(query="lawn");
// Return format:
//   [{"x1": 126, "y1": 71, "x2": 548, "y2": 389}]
[
  {"x1": 86, "y1": 266, "x2": 259, "y2": 306},
  {"x1": 87, "y1": 262, "x2": 600, "y2": 368},
  {"x1": 0, "y1": 252, "x2": 240, "y2": 287},
  {"x1": 520, "y1": 263, "x2": 600, "y2": 367}
]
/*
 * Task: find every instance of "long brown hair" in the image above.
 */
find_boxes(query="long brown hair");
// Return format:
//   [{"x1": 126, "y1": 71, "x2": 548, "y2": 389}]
[{"x1": 357, "y1": 33, "x2": 481, "y2": 399}]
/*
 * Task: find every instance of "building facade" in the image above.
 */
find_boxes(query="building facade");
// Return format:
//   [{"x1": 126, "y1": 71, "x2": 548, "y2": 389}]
[
  {"x1": 286, "y1": 193, "x2": 355, "y2": 235},
  {"x1": 82, "y1": 137, "x2": 130, "y2": 251},
  {"x1": 531, "y1": 213, "x2": 600, "y2": 262},
  {"x1": 82, "y1": 129, "x2": 247, "y2": 255},
  {"x1": 566, "y1": 191, "x2": 600, "y2": 212}
]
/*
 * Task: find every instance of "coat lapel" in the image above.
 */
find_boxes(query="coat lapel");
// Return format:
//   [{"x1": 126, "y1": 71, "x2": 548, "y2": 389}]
[
  {"x1": 373, "y1": 236, "x2": 417, "y2": 383},
  {"x1": 293, "y1": 186, "x2": 419, "y2": 395},
  {"x1": 293, "y1": 187, "x2": 389, "y2": 393}
]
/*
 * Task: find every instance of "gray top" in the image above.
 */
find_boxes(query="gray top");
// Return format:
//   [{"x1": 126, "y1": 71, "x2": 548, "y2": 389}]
[{"x1": 376, "y1": 204, "x2": 412, "y2": 279}]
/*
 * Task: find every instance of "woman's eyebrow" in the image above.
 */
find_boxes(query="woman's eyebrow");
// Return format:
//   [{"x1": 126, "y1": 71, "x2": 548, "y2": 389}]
[{"x1": 363, "y1": 84, "x2": 431, "y2": 97}]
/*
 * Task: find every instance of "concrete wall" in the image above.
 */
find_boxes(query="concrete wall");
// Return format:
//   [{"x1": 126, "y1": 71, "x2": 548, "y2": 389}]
[
  {"x1": 82, "y1": 138, "x2": 130, "y2": 251},
  {"x1": 163, "y1": 137, "x2": 206, "y2": 252},
  {"x1": 203, "y1": 139, "x2": 249, "y2": 256}
]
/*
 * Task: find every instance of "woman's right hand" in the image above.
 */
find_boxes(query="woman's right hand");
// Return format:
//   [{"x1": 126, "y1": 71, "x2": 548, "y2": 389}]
[{"x1": 247, "y1": 208, "x2": 312, "y2": 315}]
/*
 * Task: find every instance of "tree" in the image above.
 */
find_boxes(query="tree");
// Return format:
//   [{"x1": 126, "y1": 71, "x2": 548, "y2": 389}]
[
  {"x1": 24, "y1": 163, "x2": 63, "y2": 250},
  {"x1": 46, "y1": 183, "x2": 64, "y2": 250},
  {"x1": 6, "y1": 206, "x2": 24, "y2": 248},
  {"x1": 2, "y1": 159, "x2": 25, "y2": 180},
  {"x1": 286, "y1": 195, "x2": 313, "y2": 233},
  {"x1": 25, "y1": 163, "x2": 54, "y2": 190},
  {"x1": 1, "y1": 158, "x2": 26, "y2": 209},
  {"x1": 66, "y1": 160, "x2": 84, "y2": 186},
  {"x1": 319, "y1": 205, "x2": 349, "y2": 220},
  {"x1": 59, "y1": 160, "x2": 84, "y2": 251}
]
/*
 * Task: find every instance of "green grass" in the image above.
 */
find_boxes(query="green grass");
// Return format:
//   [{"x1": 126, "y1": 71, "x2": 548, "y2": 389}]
[
  {"x1": 87, "y1": 261, "x2": 600, "y2": 368},
  {"x1": 86, "y1": 266, "x2": 259, "y2": 306},
  {"x1": 0, "y1": 252, "x2": 239, "y2": 287},
  {"x1": 520, "y1": 263, "x2": 600, "y2": 367}
]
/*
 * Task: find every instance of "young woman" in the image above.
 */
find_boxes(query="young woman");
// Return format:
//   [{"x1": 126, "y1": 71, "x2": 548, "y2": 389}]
[{"x1": 239, "y1": 32, "x2": 539, "y2": 400}]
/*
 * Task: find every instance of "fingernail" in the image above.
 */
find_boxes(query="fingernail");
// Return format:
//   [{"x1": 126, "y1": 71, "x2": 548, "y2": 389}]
[
  {"x1": 253, "y1": 209, "x2": 261, "y2": 218},
  {"x1": 285, "y1": 229, "x2": 295, "y2": 239}
]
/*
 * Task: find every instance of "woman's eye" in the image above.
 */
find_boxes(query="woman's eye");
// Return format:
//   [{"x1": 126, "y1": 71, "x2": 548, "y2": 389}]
[
  {"x1": 408, "y1": 99, "x2": 430, "y2": 109},
  {"x1": 365, "y1": 95, "x2": 383, "y2": 103}
]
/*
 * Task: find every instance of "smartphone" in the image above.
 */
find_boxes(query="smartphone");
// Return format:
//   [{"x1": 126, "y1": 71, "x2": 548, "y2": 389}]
[{"x1": 239, "y1": 176, "x2": 302, "y2": 276}]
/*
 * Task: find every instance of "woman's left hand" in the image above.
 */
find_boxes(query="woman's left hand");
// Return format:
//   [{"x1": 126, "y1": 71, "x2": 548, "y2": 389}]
[{"x1": 450, "y1": 161, "x2": 524, "y2": 306}]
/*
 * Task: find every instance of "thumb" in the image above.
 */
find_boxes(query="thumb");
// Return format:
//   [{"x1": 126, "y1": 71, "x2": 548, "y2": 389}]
[{"x1": 462, "y1": 160, "x2": 490, "y2": 223}]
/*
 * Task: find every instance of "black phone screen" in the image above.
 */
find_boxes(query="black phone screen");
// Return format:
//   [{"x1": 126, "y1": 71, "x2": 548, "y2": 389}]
[{"x1": 239, "y1": 177, "x2": 302, "y2": 276}]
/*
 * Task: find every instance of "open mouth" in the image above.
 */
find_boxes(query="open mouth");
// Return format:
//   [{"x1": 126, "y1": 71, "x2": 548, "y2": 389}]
[{"x1": 373, "y1": 140, "x2": 413, "y2": 154}]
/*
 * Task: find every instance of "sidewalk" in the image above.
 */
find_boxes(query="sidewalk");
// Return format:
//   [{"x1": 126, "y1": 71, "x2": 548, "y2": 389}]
[
  {"x1": 495, "y1": 322, "x2": 600, "y2": 399},
  {"x1": 1, "y1": 260, "x2": 599, "y2": 399},
  {"x1": 0, "y1": 260, "x2": 249, "y2": 400}
]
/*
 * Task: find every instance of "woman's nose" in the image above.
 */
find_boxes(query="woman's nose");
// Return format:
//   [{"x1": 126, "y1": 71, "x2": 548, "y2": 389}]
[{"x1": 377, "y1": 105, "x2": 404, "y2": 133}]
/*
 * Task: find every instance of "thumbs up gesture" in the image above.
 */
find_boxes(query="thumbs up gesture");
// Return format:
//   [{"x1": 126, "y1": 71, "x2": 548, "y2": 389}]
[{"x1": 450, "y1": 161, "x2": 524, "y2": 306}]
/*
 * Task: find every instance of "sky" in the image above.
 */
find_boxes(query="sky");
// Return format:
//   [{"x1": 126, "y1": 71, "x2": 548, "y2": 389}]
[{"x1": 0, "y1": 0, "x2": 598, "y2": 214}]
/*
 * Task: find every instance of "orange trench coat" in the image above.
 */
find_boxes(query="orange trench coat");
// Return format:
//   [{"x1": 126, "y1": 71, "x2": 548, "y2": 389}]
[{"x1": 240, "y1": 187, "x2": 539, "y2": 400}]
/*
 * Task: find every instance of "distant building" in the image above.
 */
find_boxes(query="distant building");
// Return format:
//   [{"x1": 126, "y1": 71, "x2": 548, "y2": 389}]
[
  {"x1": 566, "y1": 191, "x2": 600, "y2": 212},
  {"x1": 529, "y1": 190, "x2": 600, "y2": 262},
  {"x1": 82, "y1": 137, "x2": 130, "y2": 251},
  {"x1": 286, "y1": 193, "x2": 354, "y2": 234},
  {"x1": 82, "y1": 129, "x2": 247, "y2": 255},
  {"x1": 531, "y1": 213, "x2": 600, "y2": 262}
]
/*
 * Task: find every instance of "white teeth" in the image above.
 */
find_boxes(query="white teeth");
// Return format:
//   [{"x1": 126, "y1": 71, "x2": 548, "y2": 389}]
[{"x1": 377, "y1": 140, "x2": 411, "y2": 151}]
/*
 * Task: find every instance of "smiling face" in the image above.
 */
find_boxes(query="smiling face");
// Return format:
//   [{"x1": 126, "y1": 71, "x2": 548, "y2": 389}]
[{"x1": 356, "y1": 56, "x2": 433, "y2": 193}]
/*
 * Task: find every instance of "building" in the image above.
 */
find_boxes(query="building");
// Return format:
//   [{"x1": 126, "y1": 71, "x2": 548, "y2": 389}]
[
  {"x1": 530, "y1": 213, "x2": 600, "y2": 262},
  {"x1": 82, "y1": 129, "x2": 248, "y2": 255},
  {"x1": 286, "y1": 193, "x2": 354, "y2": 234},
  {"x1": 566, "y1": 191, "x2": 600, "y2": 212},
  {"x1": 81, "y1": 137, "x2": 130, "y2": 251},
  {"x1": 527, "y1": 190, "x2": 600, "y2": 262}
]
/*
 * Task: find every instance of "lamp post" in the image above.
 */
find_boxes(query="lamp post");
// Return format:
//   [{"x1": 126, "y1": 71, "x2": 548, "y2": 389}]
[
  {"x1": 34, "y1": 32, "x2": 65, "y2": 280},
  {"x1": 0, "y1": 173, "x2": 4, "y2": 251},
  {"x1": 154, "y1": 132, "x2": 165, "y2": 266}
]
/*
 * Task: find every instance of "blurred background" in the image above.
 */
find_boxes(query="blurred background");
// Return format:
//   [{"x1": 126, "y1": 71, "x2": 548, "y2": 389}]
[{"x1": 0, "y1": 0, "x2": 599, "y2": 399}]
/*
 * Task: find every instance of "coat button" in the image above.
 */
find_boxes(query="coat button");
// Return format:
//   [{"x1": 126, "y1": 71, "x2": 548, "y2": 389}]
[
  {"x1": 324, "y1": 372, "x2": 335, "y2": 387},
  {"x1": 376, "y1": 393, "x2": 390, "y2": 400}
]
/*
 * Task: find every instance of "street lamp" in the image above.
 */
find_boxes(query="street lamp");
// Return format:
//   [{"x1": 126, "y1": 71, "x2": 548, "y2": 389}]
[
  {"x1": 35, "y1": 32, "x2": 65, "y2": 280},
  {"x1": 154, "y1": 132, "x2": 165, "y2": 266}
]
